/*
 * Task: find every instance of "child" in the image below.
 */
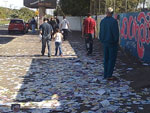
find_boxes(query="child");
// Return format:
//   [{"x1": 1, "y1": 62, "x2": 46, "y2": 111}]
[{"x1": 53, "y1": 28, "x2": 63, "y2": 56}]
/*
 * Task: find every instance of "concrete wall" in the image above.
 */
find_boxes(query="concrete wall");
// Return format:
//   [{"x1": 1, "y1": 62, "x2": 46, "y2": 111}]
[
  {"x1": 57, "y1": 15, "x2": 105, "y2": 32},
  {"x1": 119, "y1": 11, "x2": 150, "y2": 62},
  {"x1": 93, "y1": 15, "x2": 105, "y2": 38},
  {"x1": 58, "y1": 13, "x2": 150, "y2": 62},
  {"x1": 58, "y1": 16, "x2": 82, "y2": 31}
]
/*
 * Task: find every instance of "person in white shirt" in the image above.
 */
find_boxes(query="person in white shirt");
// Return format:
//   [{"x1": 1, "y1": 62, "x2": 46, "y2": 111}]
[
  {"x1": 53, "y1": 28, "x2": 63, "y2": 56},
  {"x1": 60, "y1": 16, "x2": 70, "y2": 41}
]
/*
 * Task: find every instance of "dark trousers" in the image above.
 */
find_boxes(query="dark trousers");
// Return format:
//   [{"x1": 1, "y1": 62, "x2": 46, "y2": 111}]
[
  {"x1": 85, "y1": 34, "x2": 93, "y2": 54},
  {"x1": 55, "y1": 42, "x2": 62, "y2": 56},
  {"x1": 103, "y1": 45, "x2": 118, "y2": 78},
  {"x1": 41, "y1": 38, "x2": 51, "y2": 56},
  {"x1": 62, "y1": 29, "x2": 68, "y2": 41}
]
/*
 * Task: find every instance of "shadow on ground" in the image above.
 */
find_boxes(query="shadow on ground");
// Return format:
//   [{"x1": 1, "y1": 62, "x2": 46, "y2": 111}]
[
  {"x1": 6, "y1": 31, "x2": 82, "y2": 112},
  {"x1": 0, "y1": 37, "x2": 15, "y2": 44},
  {"x1": 0, "y1": 31, "x2": 150, "y2": 112},
  {"x1": 0, "y1": 27, "x2": 25, "y2": 44}
]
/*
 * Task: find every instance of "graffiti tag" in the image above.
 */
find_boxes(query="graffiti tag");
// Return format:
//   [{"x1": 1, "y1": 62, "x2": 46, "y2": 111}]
[{"x1": 120, "y1": 12, "x2": 150, "y2": 58}]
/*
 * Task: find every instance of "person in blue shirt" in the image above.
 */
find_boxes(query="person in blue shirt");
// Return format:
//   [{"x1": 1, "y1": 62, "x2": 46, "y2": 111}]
[
  {"x1": 99, "y1": 7, "x2": 119, "y2": 80},
  {"x1": 39, "y1": 18, "x2": 53, "y2": 57},
  {"x1": 30, "y1": 17, "x2": 36, "y2": 33}
]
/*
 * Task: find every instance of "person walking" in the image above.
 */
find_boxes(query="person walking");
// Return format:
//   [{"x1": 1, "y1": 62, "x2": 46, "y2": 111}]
[
  {"x1": 30, "y1": 17, "x2": 36, "y2": 33},
  {"x1": 99, "y1": 7, "x2": 119, "y2": 80},
  {"x1": 82, "y1": 13, "x2": 97, "y2": 55},
  {"x1": 60, "y1": 16, "x2": 70, "y2": 41},
  {"x1": 55, "y1": 16, "x2": 60, "y2": 29},
  {"x1": 53, "y1": 28, "x2": 63, "y2": 56},
  {"x1": 49, "y1": 17, "x2": 57, "y2": 33},
  {"x1": 39, "y1": 18, "x2": 53, "y2": 57}
]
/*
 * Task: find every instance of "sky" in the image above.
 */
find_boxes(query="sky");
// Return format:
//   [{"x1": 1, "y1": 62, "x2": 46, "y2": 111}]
[
  {"x1": 0, "y1": 0, "x2": 149, "y2": 9},
  {"x1": 0, "y1": 0, "x2": 54, "y2": 15},
  {"x1": 0, "y1": 0, "x2": 24, "y2": 9}
]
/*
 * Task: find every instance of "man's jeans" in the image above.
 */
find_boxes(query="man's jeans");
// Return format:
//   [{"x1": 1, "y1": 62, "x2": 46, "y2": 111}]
[
  {"x1": 84, "y1": 33, "x2": 94, "y2": 54},
  {"x1": 103, "y1": 45, "x2": 118, "y2": 78},
  {"x1": 55, "y1": 42, "x2": 62, "y2": 55},
  {"x1": 32, "y1": 24, "x2": 35, "y2": 33},
  {"x1": 41, "y1": 38, "x2": 51, "y2": 56},
  {"x1": 62, "y1": 29, "x2": 68, "y2": 41}
]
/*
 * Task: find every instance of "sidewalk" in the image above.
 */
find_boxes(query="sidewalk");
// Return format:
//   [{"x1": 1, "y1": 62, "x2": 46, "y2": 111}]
[{"x1": 0, "y1": 31, "x2": 150, "y2": 113}]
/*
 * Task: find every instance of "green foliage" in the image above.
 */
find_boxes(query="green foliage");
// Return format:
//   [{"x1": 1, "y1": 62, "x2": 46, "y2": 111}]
[
  {"x1": 18, "y1": 7, "x2": 36, "y2": 21},
  {"x1": 58, "y1": 0, "x2": 144, "y2": 16},
  {"x1": 93, "y1": 0, "x2": 141, "y2": 14},
  {"x1": 58, "y1": 0, "x2": 90, "y2": 16},
  {"x1": 0, "y1": 20, "x2": 9, "y2": 25},
  {"x1": 54, "y1": 6, "x2": 64, "y2": 16},
  {"x1": 0, "y1": 7, "x2": 36, "y2": 22},
  {"x1": 0, "y1": 7, "x2": 13, "y2": 19}
]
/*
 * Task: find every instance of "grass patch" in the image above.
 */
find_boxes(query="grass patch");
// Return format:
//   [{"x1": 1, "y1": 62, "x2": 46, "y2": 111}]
[{"x1": 0, "y1": 20, "x2": 9, "y2": 25}]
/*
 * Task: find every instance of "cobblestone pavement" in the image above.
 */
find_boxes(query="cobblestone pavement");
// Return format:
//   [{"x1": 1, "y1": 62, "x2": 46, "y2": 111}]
[{"x1": 0, "y1": 31, "x2": 150, "y2": 113}]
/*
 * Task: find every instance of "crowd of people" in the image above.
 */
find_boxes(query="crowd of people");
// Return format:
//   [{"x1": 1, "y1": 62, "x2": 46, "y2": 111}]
[
  {"x1": 38, "y1": 7, "x2": 119, "y2": 80},
  {"x1": 39, "y1": 16, "x2": 70, "y2": 58}
]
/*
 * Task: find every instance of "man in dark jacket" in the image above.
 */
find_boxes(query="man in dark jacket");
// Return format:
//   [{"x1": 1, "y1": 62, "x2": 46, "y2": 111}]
[
  {"x1": 99, "y1": 7, "x2": 119, "y2": 80},
  {"x1": 49, "y1": 17, "x2": 57, "y2": 35},
  {"x1": 55, "y1": 16, "x2": 60, "y2": 28},
  {"x1": 40, "y1": 18, "x2": 53, "y2": 57}
]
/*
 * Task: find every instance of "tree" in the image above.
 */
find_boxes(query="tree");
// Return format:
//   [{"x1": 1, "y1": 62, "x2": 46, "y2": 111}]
[
  {"x1": 56, "y1": 0, "x2": 144, "y2": 16},
  {"x1": 54, "y1": 5, "x2": 64, "y2": 16},
  {"x1": 18, "y1": 7, "x2": 36, "y2": 21},
  {"x1": 58, "y1": 0, "x2": 90, "y2": 16},
  {"x1": 0, "y1": 7, "x2": 12, "y2": 19},
  {"x1": 0, "y1": 7, "x2": 36, "y2": 22},
  {"x1": 90, "y1": 0, "x2": 140, "y2": 15}
]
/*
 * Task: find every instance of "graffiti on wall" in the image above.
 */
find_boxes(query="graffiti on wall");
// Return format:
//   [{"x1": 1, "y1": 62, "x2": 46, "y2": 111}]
[{"x1": 120, "y1": 12, "x2": 150, "y2": 61}]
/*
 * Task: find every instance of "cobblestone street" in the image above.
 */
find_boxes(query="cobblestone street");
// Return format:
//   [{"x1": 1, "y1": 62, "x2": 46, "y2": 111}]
[{"x1": 0, "y1": 29, "x2": 150, "y2": 113}]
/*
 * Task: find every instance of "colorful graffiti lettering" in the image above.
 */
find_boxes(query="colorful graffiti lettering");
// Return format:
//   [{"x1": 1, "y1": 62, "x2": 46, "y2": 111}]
[{"x1": 120, "y1": 12, "x2": 150, "y2": 59}]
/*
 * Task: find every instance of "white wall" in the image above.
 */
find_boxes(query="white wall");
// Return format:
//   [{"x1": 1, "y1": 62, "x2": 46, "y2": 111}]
[{"x1": 58, "y1": 16, "x2": 82, "y2": 31}]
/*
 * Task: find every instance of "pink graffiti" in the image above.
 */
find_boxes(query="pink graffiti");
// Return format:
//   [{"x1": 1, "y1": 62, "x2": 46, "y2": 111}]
[{"x1": 120, "y1": 12, "x2": 150, "y2": 59}]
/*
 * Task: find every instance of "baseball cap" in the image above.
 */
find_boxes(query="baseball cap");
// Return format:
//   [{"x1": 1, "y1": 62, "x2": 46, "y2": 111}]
[{"x1": 107, "y1": 7, "x2": 114, "y2": 14}]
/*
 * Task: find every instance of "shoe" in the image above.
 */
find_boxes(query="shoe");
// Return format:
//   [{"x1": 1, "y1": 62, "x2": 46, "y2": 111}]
[
  {"x1": 41, "y1": 54, "x2": 44, "y2": 56},
  {"x1": 104, "y1": 77, "x2": 107, "y2": 79},
  {"x1": 89, "y1": 53, "x2": 92, "y2": 56},
  {"x1": 86, "y1": 52, "x2": 90, "y2": 55},
  {"x1": 48, "y1": 55, "x2": 51, "y2": 57},
  {"x1": 107, "y1": 76, "x2": 117, "y2": 81}
]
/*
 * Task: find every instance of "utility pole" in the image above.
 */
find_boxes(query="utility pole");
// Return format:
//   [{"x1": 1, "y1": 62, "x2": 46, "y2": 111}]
[
  {"x1": 114, "y1": 0, "x2": 115, "y2": 13},
  {"x1": 125, "y1": 0, "x2": 128, "y2": 12},
  {"x1": 90, "y1": 0, "x2": 95, "y2": 15},
  {"x1": 143, "y1": 0, "x2": 146, "y2": 10},
  {"x1": 9, "y1": 4, "x2": 12, "y2": 9},
  {"x1": 90, "y1": 0, "x2": 92, "y2": 14},
  {"x1": 4, "y1": 0, "x2": 8, "y2": 8},
  {"x1": 94, "y1": 0, "x2": 96, "y2": 15},
  {"x1": 105, "y1": 0, "x2": 108, "y2": 13},
  {"x1": 99, "y1": 0, "x2": 101, "y2": 14}
]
